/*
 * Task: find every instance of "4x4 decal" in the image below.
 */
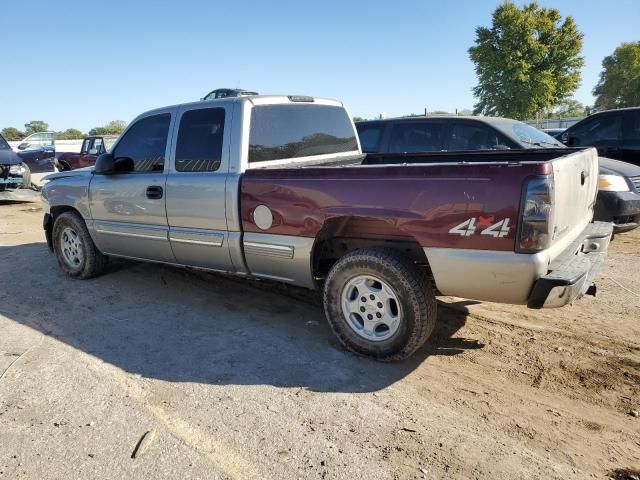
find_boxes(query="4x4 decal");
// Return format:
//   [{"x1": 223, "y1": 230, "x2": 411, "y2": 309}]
[{"x1": 449, "y1": 217, "x2": 511, "y2": 238}]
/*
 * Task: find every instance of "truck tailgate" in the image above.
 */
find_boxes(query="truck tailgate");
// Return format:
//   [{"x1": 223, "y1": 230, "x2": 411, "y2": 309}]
[{"x1": 547, "y1": 147, "x2": 599, "y2": 261}]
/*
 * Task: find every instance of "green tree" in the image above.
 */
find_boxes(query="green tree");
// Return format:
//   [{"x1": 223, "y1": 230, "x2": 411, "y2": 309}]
[
  {"x1": 593, "y1": 41, "x2": 640, "y2": 110},
  {"x1": 1, "y1": 127, "x2": 25, "y2": 141},
  {"x1": 56, "y1": 128, "x2": 85, "y2": 140},
  {"x1": 24, "y1": 120, "x2": 49, "y2": 135},
  {"x1": 89, "y1": 120, "x2": 127, "y2": 136},
  {"x1": 352, "y1": 116, "x2": 367, "y2": 123},
  {"x1": 551, "y1": 98, "x2": 586, "y2": 118},
  {"x1": 469, "y1": 1, "x2": 584, "y2": 120}
]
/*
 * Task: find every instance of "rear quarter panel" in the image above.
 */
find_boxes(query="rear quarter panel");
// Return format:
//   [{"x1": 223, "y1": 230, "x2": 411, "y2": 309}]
[{"x1": 241, "y1": 162, "x2": 550, "y2": 251}]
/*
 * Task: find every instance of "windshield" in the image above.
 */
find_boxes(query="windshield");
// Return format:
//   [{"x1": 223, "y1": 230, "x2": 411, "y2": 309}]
[
  {"x1": 497, "y1": 122, "x2": 565, "y2": 149},
  {"x1": 0, "y1": 134, "x2": 10, "y2": 150}
]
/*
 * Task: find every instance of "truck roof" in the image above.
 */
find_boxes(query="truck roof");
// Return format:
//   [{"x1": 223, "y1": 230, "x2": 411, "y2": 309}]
[{"x1": 139, "y1": 95, "x2": 345, "y2": 119}]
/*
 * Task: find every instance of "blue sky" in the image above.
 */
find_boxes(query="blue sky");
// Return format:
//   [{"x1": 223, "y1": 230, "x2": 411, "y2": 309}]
[{"x1": 1, "y1": 0, "x2": 638, "y2": 132}]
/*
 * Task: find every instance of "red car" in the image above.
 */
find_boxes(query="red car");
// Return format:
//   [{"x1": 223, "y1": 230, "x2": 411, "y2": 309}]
[{"x1": 55, "y1": 135, "x2": 118, "y2": 171}]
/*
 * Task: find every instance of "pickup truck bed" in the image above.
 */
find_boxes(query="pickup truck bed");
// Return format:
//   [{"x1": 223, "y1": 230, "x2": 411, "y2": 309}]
[{"x1": 241, "y1": 147, "x2": 604, "y2": 305}]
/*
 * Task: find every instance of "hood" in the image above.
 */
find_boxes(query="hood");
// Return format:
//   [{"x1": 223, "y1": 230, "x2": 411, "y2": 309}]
[
  {"x1": 0, "y1": 148, "x2": 23, "y2": 166},
  {"x1": 599, "y1": 157, "x2": 640, "y2": 177},
  {"x1": 43, "y1": 166, "x2": 94, "y2": 182}
]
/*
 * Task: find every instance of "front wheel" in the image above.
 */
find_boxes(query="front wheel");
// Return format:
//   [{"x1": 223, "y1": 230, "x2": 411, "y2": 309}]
[
  {"x1": 52, "y1": 212, "x2": 107, "y2": 279},
  {"x1": 323, "y1": 247, "x2": 437, "y2": 361}
]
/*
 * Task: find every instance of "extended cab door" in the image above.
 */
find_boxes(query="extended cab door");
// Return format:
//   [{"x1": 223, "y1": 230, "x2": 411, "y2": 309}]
[
  {"x1": 164, "y1": 104, "x2": 235, "y2": 271},
  {"x1": 88, "y1": 111, "x2": 175, "y2": 262}
]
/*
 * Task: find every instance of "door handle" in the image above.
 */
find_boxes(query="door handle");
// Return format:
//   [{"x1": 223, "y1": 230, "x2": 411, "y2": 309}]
[{"x1": 146, "y1": 185, "x2": 163, "y2": 199}]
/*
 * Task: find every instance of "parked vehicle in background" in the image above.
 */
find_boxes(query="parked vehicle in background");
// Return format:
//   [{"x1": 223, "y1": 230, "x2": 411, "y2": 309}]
[
  {"x1": 42, "y1": 95, "x2": 610, "y2": 361},
  {"x1": 596, "y1": 158, "x2": 640, "y2": 233},
  {"x1": 560, "y1": 107, "x2": 640, "y2": 166},
  {"x1": 18, "y1": 131, "x2": 55, "y2": 151},
  {"x1": 200, "y1": 88, "x2": 258, "y2": 101},
  {"x1": 15, "y1": 131, "x2": 56, "y2": 175},
  {"x1": 0, "y1": 132, "x2": 34, "y2": 201},
  {"x1": 55, "y1": 135, "x2": 118, "y2": 171},
  {"x1": 542, "y1": 127, "x2": 566, "y2": 138},
  {"x1": 356, "y1": 116, "x2": 640, "y2": 234}
]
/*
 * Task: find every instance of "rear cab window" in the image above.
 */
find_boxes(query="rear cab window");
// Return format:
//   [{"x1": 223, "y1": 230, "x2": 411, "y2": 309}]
[{"x1": 248, "y1": 103, "x2": 359, "y2": 166}]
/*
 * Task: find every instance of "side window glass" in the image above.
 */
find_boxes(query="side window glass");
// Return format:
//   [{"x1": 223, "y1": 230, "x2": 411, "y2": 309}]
[
  {"x1": 571, "y1": 115, "x2": 622, "y2": 145},
  {"x1": 356, "y1": 125, "x2": 382, "y2": 152},
  {"x1": 113, "y1": 114, "x2": 171, "y2": 173},
  {"x1": 81, "y1": 138, "x2": 91, "y2": 154},
  {"x1": 175, "y1": 108, "x2": 225, "y2": 172},
  {"x1": 388, "y1": 122, "x2": 444, "y2": 153},
  {"x1": 91, "y1": 138, "x2": 104, "y2": 154},
  {"x1": 450, "y1": 124, "x2": 503, "y2": 151},
  {"x1": 625, "y1": 112, "x2": 640, "y2": 142}
]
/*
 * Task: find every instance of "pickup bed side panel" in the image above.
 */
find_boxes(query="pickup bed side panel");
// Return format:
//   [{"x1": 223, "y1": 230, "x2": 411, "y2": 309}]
[{"x1": 240, "y1": 162, "x2": 548, "y2": 293}]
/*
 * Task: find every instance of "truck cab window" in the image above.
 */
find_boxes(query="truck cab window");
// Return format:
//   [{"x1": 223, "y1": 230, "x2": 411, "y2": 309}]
[
  {"x1": 249, "y1": 104, "x2": 358, "y2": 163},
  {"x1": 112, "y1": 114, "x2": 170, "y2": 172},
  {"x1": 91, "y1": 138, "x2": 104, "y2": 154},
  {"x1": 81, "y1": 138, "x2": 91, "y2": 154},
  {"x1": 175, "y1": 108, "x2": 225, "y2": 172}
]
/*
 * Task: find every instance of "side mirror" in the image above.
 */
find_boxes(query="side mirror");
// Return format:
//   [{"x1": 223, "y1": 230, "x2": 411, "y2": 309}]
[
  {"x1": 94, "y1": 153, "x2": 115, "y2": 174},
  {"x1": 560, "y1": 132, "x2": 569, "y2": 144},
  {"x1": 17, "y1": 142, "x2": 29, "y2": 150}
]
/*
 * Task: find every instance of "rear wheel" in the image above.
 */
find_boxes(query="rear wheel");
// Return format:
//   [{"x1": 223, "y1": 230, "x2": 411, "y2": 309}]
[
  {"x1": 323, "y1": 247, "x2": 437, "y2": 361},
  {"x1": 53, "y1": 212, "x2": 107, "y2": 279}
]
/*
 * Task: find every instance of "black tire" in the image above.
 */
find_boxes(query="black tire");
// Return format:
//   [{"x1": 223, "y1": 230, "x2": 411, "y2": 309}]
[
  {"x1": 52, "y1": 211, "x2": 107, "y2": 279},
  {"x1": 323, "y1": 247, "x2": 437, "y2": 361}
]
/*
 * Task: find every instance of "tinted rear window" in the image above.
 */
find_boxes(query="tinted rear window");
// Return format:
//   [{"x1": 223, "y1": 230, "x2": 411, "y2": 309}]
[{"x1": 249, "y1": 104, "x2": 358, "y2": 163}]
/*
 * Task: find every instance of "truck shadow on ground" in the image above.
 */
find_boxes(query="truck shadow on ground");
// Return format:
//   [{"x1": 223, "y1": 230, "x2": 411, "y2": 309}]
[{"x1": 0, "y1": 243, "x2": 484, "y2": 393}]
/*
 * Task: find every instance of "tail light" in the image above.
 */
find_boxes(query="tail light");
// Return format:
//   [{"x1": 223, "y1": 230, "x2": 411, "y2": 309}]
[{"x1": 517, "y1": 176, "x2": 554, "y2": 252}]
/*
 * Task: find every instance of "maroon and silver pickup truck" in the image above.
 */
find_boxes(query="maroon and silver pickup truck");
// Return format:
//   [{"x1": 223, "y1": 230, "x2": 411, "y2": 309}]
[
  {"x1": 55, "y1": 135, "x2": 118, "y2": 171},
  {"x1": 41, "y1": 95, "x2": 611, "y2": 360}
]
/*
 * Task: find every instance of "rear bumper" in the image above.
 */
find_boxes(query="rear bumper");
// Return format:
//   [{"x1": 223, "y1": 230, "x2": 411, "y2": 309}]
[
  {"x1": 527, "y1": 221, "x2": 612, "y2": 308},
  {"x1": 424, "y1": 222, "x2": 612, "y2": 307},
  {"x1": 594, "y1": 190, "x2": 640, "y2": 233}
]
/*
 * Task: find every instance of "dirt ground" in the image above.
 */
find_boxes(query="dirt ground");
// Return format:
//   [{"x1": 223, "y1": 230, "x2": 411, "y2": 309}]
[{"x1": 1, "y1": 200, "x2": 638, "y2": 479}]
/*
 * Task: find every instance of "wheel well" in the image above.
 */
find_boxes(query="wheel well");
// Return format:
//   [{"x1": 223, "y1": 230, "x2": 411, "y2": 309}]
[
  {"x1": 46, "y1": 206, "x2": 82, "y2": 251},
  {"x1": 51, "y1": 205, "x2": 81, "y2": 222},
  {"x1": 312, "y1": 216, "x2": 430, "y2": 280}
]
